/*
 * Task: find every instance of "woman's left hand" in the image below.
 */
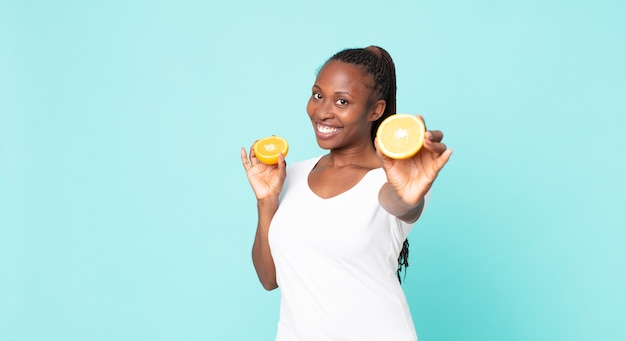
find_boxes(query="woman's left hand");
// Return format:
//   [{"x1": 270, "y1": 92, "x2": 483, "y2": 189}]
[{"x1": 376, "y1": 116, "x2": 453, "y2": 206}]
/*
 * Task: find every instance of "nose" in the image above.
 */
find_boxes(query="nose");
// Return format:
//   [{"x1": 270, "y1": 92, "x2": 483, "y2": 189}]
[{"x1": 310, "y1": 98, "x2": 333, "y2": 121}]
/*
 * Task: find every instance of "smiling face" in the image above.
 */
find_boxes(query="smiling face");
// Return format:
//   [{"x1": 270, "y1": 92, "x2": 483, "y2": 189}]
[{"x1": 306, "y1": 60, "x2": 386, "y2": 152}]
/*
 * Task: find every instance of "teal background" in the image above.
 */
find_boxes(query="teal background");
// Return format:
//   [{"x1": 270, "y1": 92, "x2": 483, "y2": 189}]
[{"x1": 1, "y1": 0, "x2": 625, "y2": 340}]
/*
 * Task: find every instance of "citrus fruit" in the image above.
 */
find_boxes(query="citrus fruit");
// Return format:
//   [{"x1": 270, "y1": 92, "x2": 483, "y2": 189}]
[
  {"x1": 376, "y1": 114, "x2": 426, "y2": 159},
  {"x1": 253, "y1": 135, "x2": 289, "y2": 164}
]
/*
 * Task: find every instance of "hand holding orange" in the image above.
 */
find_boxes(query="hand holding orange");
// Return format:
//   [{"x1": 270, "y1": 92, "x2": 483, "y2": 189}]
[
  {"x1": 253, "y1": 135, "x2": 289, "y2": 164},
  {"x1": 376, "y1": 114, "x2": 426, "y2": 159}
]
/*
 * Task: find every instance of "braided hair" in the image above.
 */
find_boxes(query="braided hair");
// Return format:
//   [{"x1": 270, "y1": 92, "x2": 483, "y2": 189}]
[{"x1": 327, "y1": 46, "x2": 410, "y2": 284}]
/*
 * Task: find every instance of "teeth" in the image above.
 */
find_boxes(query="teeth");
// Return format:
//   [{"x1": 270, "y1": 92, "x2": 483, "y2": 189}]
[{"x1": 317, "y1": 124, "x2": 341, "y2": 134}]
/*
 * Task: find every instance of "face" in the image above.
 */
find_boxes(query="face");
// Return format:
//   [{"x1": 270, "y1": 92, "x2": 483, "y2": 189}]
[{"x1": 306, "y1": 60, "x2": 385, "y2": 151}]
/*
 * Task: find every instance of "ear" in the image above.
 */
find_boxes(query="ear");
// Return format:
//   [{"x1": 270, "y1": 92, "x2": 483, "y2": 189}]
[{"x1": 370, "y1": 99, "x2": 386, "y2": 122}]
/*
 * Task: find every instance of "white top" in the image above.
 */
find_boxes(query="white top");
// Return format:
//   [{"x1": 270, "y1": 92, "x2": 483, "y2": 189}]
[{"x1": 268, "y1": 157, "x2": 426, "y2": 341}]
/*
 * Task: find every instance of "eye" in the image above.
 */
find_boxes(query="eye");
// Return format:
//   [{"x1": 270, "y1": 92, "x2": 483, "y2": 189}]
[
  {"x1": 312, "y1": 92, "x2": 322, "y2": 100},
  {"x1": 336, "y1": 98, "x2": 348, "y2": 105}
]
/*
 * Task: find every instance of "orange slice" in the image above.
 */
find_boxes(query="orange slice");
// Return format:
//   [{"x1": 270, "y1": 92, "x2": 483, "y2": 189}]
[
  {"x1": 253, "y1": 135, "x2": 289, "y2": 164},
  {"x1": 376, "y1": 114, "x2": 426, "y2": 159}
]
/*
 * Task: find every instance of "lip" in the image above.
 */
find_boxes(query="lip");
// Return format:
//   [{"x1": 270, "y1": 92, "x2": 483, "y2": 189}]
[{"x1": 314, "y1": 122, "x2": 343, "y2": 140}]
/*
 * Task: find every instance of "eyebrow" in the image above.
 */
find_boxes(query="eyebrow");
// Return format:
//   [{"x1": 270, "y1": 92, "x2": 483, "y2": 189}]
[{"x1": 312, "y1": 85, "x2": 353, "y2": 97}]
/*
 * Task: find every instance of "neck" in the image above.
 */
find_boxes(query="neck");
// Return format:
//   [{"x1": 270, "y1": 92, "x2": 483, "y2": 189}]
[{"x1": 325, "y1": 143, "x2": 379, "y2": 169}]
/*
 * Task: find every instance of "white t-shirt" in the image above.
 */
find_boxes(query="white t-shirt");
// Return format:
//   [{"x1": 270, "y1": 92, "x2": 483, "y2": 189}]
[{"x1": 268, "y1": 157, "x2": 425, "y2": 341}]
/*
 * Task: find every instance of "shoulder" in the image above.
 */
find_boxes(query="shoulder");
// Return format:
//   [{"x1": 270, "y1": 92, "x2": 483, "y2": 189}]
[
  {"x1": 361, "y1": 167, "x2": 387, "y2": 188},
  {"x1": 281, "y1": 156, "x2": 322, "y2": 189},
  {"x1": 286, "y1": 156, "x2": 322, "y2": 175},
  {"x1": 279, "y1": 156, "x2": 321, "y2": 198}
]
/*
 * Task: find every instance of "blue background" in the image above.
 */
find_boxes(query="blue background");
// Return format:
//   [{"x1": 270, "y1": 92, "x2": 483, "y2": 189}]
[{"x1": 1, "y1": 0, "x2": 625, "y2": 340}]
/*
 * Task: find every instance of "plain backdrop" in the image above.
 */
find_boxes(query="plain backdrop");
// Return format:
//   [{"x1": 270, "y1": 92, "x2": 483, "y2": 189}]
[{"x1": 1, "y1": 0, "x2": 625, "y2": 340}]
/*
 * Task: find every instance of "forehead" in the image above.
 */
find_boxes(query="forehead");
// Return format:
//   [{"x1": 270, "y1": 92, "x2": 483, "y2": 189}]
[{"x1": 315, "y1": 60, "x2": 375, "y2": 91}]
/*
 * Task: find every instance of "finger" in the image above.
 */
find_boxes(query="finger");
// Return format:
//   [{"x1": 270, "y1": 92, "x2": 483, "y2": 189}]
[
  {"x1": 277, "y1": 153, "x2": 287, "y2": 172},
  {"x1": 374, "y1": 138, "x2": 387, "y2": 161},
  {"x1": 374, "y1": 138, "x2": 389, "y2": 166},
  {"x1": 374, "y1": 138, "x2": 397, "y2": 171},
  {"x1": 425, "y1": 130, "x2": 444, "y2": 143},
  {"x1": 249, "y1": 142, "x2": 260, "y2": 164},
  {"x1": 423, "y1": 140, "x2": 448, "y2": 156},
  {"x1": 241, "y1": 147, "x2": 251, "y2": 170}
]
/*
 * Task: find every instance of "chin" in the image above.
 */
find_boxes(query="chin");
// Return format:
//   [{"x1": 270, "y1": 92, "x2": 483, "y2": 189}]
[{"x1": 315, "y1": 139, "x2": 333, "y2": 150}]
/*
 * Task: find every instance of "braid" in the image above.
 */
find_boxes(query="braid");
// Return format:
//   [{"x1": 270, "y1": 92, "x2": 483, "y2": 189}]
[
  {"x1": 328, "y1": 46, "x2": 409, "y2": 284},
  {"x1": 397, "y1": 239, "x2": 410, "y2": 283}
]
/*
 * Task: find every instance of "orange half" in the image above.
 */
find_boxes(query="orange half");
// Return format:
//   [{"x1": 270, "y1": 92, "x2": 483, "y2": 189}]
[
  {"x1": 376, "y1": 114, "x2": 425, "y2": 159},
  {"x1": 253, "y1": 135, "x2": 289, "y2": 164}
]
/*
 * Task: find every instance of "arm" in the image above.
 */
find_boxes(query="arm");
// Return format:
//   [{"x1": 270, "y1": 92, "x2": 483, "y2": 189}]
[
  {"x1": 252, "y1": 197, "x2": 279, "y2": 290},
  {"x1": 378, "y1": 182, "x2": 425, "y2": 224},
  {"x1": 241, "y1": 148, "x2": 286, "y2": 291},
  {"x1": 376, "y1": 117, "x2": 452, "y2": 223}
]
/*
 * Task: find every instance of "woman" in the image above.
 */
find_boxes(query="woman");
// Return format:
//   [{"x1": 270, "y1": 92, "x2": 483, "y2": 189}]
[{"x1": 241, "y1": 46, "x2": 452, "y2": 340}]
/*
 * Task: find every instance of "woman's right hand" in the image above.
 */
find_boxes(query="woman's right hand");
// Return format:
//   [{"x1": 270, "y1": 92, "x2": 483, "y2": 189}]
[{"x1": 241, "y1": 144, "x2": 287, "y2": 201}]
